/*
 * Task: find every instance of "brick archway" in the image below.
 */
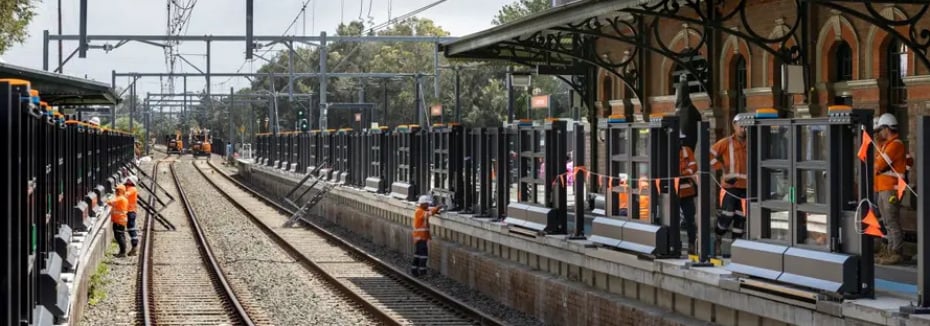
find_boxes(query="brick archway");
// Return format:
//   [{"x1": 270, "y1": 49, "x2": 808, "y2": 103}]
[
  {"x1": 720, "y1": 32, "x2": 752, "y2": 89},
  {"x1": 865, "y1": 6, "x2": 915, "y2": 79},
  {"x1": 815, "y1": 12, "x2": 861, "y2": 83},
  {"x1": 660, "y1": 27, "x2": 708, "y2": 95}
]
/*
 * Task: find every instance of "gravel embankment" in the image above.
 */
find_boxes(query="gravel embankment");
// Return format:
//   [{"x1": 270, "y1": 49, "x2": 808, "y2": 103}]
[
  {"x1": 81, "y1": 155, "x2": 160, "y2": 326},
  {"x1": 227, "y1": 159, "x2": 543, "y2": 326},
  {"x1": 174, "y1": 160, "x2": 375, "y2": 326}
]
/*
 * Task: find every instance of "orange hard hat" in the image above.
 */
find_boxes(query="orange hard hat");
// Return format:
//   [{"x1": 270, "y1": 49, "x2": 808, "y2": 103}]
[{"x1": 116, "y1": 184, "x2": 126, "y2": 193}]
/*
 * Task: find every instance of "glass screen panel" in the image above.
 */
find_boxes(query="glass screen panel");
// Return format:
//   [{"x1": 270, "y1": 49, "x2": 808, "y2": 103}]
[
  {"x1": 799, "y1": 125, "x2": 828, "y2": 162},
  {"x1": 797, "y1": 211, "x2": 829, "y2": 247},
  {"x1": 763, "y1": 168, "x2": 791, "y2": 201},
  {"x1": 763, "y1": 125, "x2": 791, "y2": 160}
]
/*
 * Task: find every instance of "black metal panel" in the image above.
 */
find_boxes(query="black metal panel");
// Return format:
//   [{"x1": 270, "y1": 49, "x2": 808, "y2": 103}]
[
  {"x1": 390, "y1": 125, "x2": 422, "y2": 201},
  {"x1": 590, "y1": 115, "x2": 680, "y2": 257},
  {"x1": 430, "y1": 124, "x2": 464, "y2": 210},
  {"x1": 365, "y1": 127, "x2": 389, "y2": 193},
  {"x1": 504, "y1": 120, "x2": 568, "y2": 235},
  {"x1": 318, "y1": 130, "x2": 334, "y2": 180},
  {"x1": 730, "y1": 108, "x2": 873, "y2": 299}
]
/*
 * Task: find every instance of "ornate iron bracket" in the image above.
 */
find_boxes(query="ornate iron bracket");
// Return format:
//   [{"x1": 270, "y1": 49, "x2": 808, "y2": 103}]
[{"x1": 809, "y1": 0, "x2": 930, "y2": 71}]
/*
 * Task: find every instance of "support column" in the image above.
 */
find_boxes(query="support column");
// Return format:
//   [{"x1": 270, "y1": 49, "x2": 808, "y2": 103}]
[
  {"x1": 206, "y1": 40, "x2": 212, "y2": 99},
  {"x1": 507, "y1": 66, "x2": 515, "y2": 124},
  {"x1": 319, "y1": 31, "x2": 328, "y2": 130},
  {"x1": 129, "y1": 79, "x2": 135, "y2": 131},
  {"x1": 571, "y1": 122, "x2": 586, "y2": 239},
  {"x1": 229, "y1": 87, "x2": 235, "y2": 154},
  {"x1": 902, "y1": 116, "x2": 930, "y2": 314},
  {"x1": 454, "y1": 66, "x2": 461, "y2": 123}
]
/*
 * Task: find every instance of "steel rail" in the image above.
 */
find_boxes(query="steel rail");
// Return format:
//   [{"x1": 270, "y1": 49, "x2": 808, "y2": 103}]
[{"x1": 200, "y1": 159, "x2": 505, "y2": 326}]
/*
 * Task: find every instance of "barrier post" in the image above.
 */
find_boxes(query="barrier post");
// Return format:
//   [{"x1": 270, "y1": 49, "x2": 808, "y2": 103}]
[{"x1": 902, "y1": 116, "x2": 930, "y2": 314}]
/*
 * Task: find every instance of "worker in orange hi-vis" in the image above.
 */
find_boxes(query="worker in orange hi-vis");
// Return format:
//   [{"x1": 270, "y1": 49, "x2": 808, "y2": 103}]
[
  {"x1": 678, "y1": 132, "x2": 699, "y2": 254},
  {"x1": 411, "y1": 195, "x2": 442, "y2": 277},
  {"x1": 124, "y1": 176, "x2": 140, "y2": 256},
  {"x1": 108, "y1": 185, "x2": 130, "y2": 258},
  {"x1": 709, "y1": 114, "x2": 749, "y2": 257},
  {"x1": 873, "y1": 113, "x2": 909, "y2": 265}
]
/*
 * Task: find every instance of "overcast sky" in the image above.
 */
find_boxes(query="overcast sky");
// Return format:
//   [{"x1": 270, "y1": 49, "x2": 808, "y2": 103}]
[{"x1": 3, "y1": 0, "x2": 506, "y2": 97}]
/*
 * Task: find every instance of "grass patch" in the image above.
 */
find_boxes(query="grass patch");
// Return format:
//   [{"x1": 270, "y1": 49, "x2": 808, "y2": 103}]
[{"x1": 88, "y1": 243, "x2": 118, "y2": 306}]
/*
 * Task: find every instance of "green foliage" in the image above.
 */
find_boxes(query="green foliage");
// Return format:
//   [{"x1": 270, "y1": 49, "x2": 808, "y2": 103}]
[
  {"x1": 0, "y1": 0, "x2": 36, "y2": 54},
  {"x1": 104, "y1": 116, "x2": 145, "y2": 140},
  {"x1": 492, "y1": 0, "x2": 552, "y2": 25},
  {"x1": 88, "y1": 244, "x2": 117, "y2": 306}
]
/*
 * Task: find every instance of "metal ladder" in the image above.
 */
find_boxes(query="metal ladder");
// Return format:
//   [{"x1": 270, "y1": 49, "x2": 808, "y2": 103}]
[{"x1": 282, "y1": 162, "x2": 333, "y2": 227}]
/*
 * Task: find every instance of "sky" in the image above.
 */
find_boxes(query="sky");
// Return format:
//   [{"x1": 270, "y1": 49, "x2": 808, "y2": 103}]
[{"x1": 2, "y1": 0, "x2": 507, "y2": 97}]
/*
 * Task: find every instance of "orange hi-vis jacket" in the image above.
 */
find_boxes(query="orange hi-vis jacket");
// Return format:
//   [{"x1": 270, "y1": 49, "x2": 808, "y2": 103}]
[
  {"x1": 679, "y1": 146, "x2": 698, "y2": 198},
  {"x1": 875, "y1": 135, "x2": 907, "y2": 192},
  {"x1": 413, "y1": 206, "x2": 440, "y2": 241},
  {"x1": 109, "y1": 195, "x2": 129, "y2": 226},
  {"x1": 125, "y1": 186, "x2": 139, "y2": 213},
  {"x1": 710, "y1": 135, "x2": 748, "y2": 189},
  {"x1": 617, "y1": 183, "x2": 651, "y2": 220}
]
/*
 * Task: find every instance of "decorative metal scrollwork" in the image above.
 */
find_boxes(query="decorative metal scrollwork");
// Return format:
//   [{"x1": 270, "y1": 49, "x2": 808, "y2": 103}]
[{"x1": 813, "y1": 0, "x2": 930, "y2": 71}]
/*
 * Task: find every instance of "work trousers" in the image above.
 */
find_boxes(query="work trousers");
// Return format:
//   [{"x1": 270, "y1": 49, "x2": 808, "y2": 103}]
[
  {"x1": 410, "y1": 240, "x2": 429, "y2": 277},
  {"x1": 680, "y1": 196, "x2": 696, "y2": 246},
  {"x1": 878, "y1": 190, "x2": 904, "y2": 253},
  {"x1": 127, "y1": 212, "x2": 139, "y2": 247},
  {"x1": 716, "y1": 188, "x2": 746, "y2": 239},
  {"x1": 113, "y1": 224, "x2": 127, "y2": 255}
]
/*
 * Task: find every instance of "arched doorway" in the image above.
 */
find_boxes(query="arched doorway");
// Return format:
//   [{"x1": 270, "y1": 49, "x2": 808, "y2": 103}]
[{"x1": 885, "y1": 39, "x2": 908, "y2": 138}]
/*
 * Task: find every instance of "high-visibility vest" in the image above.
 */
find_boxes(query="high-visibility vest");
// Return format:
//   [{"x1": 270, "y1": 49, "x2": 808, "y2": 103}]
[
  {"x1": 413, "y1": 207, "x2": 439, "y2": 241},
  {"x1": 126, "y1": 186, "x2": 139, "y2": 213},
  {"x1": 617, "y1": 186, "x2": 650, "y2": 220},
  {"x1": 109, "y1": 195, "x2": 129, "y2": 226},
  {"x1": 875, "y1": 136, "x2": 907, "y2": 192},
  {"x1": 679, "y1": 146, "x2": 697, "y2": 198},
  {"x1": 710, "y1": 136, "x2": 748, "y2": 189}
]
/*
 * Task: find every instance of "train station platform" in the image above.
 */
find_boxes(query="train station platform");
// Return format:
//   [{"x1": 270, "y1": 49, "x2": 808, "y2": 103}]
[{"x1": 239, "y1": 161, "x2": 930, "y2": 326}]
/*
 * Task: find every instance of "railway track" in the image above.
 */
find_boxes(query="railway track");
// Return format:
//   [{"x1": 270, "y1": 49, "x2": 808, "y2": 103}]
[
  {"x1": 193, "y1": 159, "x2": 505, "y2": 326},
  {"x1": 137, "y1": 158, "x2": 255, "y2": 325}
]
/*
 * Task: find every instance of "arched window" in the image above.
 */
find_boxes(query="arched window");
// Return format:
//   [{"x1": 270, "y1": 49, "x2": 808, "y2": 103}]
[
  {"x1": 834, "y1": 41, "x2": 853, "y2": 82},
  {"x1": 886, "y1": 39, "x2": 908, "y2": 136},
  {"x1": 731, "y1": 55, "x2": 747, "y2": 113},
  {"x1": 671, "y1": 50, "x2": 708, "y2": 95}
]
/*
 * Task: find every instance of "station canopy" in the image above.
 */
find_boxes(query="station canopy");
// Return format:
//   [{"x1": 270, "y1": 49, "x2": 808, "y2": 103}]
[
  {"x1": 0, "y1": 62, "x2": 120, "y2": 106},
  {"x1": 440, "y1": 0, "x2": 638, "y2": 74}
]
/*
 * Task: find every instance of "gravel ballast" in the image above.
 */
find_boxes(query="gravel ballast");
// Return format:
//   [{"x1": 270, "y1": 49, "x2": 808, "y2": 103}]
[
  {"x1": 174, "y1": 160, "x2": 375, "y2": 326},
  {"x1": 229, "y1": 159, "x2": 544, "y2": 326}
]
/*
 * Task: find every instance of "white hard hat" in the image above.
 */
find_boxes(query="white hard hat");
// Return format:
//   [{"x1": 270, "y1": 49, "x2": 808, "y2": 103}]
[
  {"x1": 873, "y1": 117, "x2": 880, "y2": 129},
  {"x1": 124, "y1": 175, "x2": 138, "y2": 185},
  {"x1": 417, "y1": 195, "x2": 432, "y2": 205},
  {"x1": 876, "y1": 113, "x2": 898, "y2": 129},
  {"x1": 89, "y1": 117, "x2": 100, "y2": 126},
  {"x1": 733, "y1": 113, "x2": 748, "y2": 123}
]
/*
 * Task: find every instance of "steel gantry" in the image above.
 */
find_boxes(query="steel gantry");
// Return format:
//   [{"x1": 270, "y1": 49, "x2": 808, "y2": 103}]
[{"x1": 45, "y1": 32, "x2": 456, "y2": 130}]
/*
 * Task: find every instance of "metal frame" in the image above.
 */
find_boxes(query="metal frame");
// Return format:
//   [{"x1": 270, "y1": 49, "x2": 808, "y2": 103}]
[
  {"x1": 390, "y1": 125, "x2": 422, "y2": 201},
  {"x1": 429, "y1": 124, "x2": 464, "y2": 210},
  {"x1": 505, "y1": 120, "x2": 568, "y2": 235},
  {"x1": 364, "y1": 127, "x2": 390, "y2": 193},
  {"x1": 902, "y1": 116, "x2": 930, "y2": 314},
  {"x1": 729, "y1": 109, "x2": 873, "y2": 300},
  {"x1": 590, "y1": 115, "x2": 681, "y2": 257}
]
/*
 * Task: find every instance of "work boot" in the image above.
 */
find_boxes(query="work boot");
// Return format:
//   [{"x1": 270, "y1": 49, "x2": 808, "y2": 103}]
[
  {"x1": 128, "y1": 246, "x2": 138, "y2": 257},
  {"x1": 115, "y1": 252, "x2": 126, "y2": 258},
  {"x1": 878, "y1": 253, "x2": 905, "y2": 265}
]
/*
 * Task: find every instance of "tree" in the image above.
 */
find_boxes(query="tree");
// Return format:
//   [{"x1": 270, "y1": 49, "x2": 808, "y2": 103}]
[
  {"x1": 0, "y1": 0, "x2": 36, "y2": 54},
  {"x1": 492, "y1": 0, "x2": 551, "y2": 26}
]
